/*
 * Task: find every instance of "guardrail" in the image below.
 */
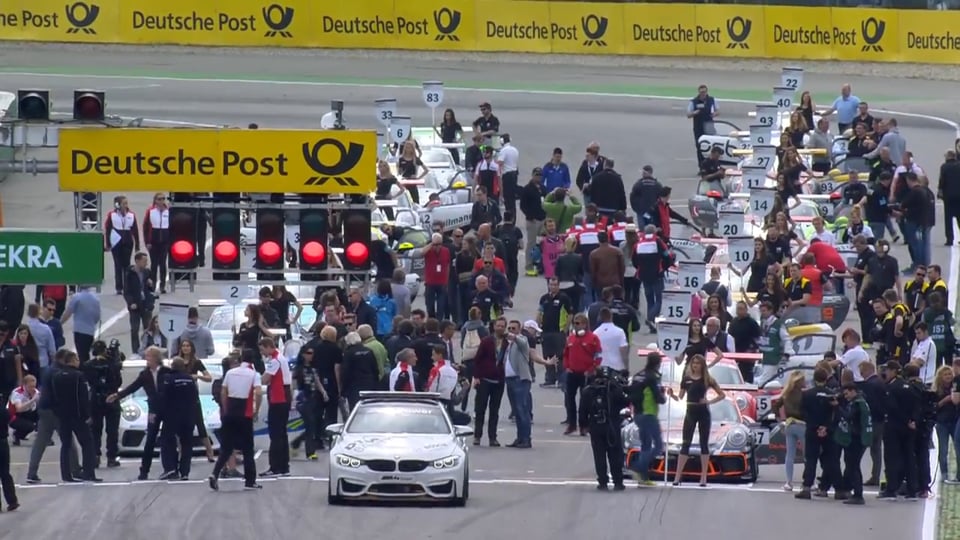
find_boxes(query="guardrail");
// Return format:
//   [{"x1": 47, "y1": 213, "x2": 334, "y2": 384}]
[{"x1": 1, "y1": 1, "x2": 959, "y2": 63}]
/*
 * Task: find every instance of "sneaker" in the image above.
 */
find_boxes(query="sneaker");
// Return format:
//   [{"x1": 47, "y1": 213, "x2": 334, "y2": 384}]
[
  {"x1": 944, "y1": 478, "x2": 960, "y2": 485},
  {"x1": 782, "y1": 483, "x2": 793, "y2": 492},
  {"x1": 244, "y1": 483, "x2": 263, "y2": 490},
  {"x1": 158, "y1": 471, "x2": 180, "y2": 481},
  {"x1": 6, "y1": 503, "x2": 19, "y2": 512},
  {"x1": 82, "y1": 477, "x2": 103, "y2": 483},
  {"x1": 107, "y1": 458, "x2": 121, "y2": 468},
  {"x1": 472, "y1": 438, "x2": 481, "y2": 446},
  {"x1": 563, "y1": 427, "x2": 577, "y2": 436},
  {"x1": 904, "y1": 494, "x2": 919, "y2": 501},
  {"x1": 864, "y1": 478, "x2": 879, "y2": 486},
  {"x1": 277, "y1": 471, "x2": 291, "y2": 477},
  {"x1": 179, "y1": 475, "x2": 190, "y2": 481},
  {"x1": 834, "y1": 491, "x2": 850, "y2": 501},
  {"x1": 489, "y1": 439, "x2": 501, "y2": 448},
  {"x1": 639, "y1": 479, "x2": 656, "y2": 487},
  {"x1": 208, "y1": 475, "x2": 219, "y2": 492},
  {"x1": 307, "y1": 454, "x2": 318, "y2": 461},
  {"x1": 579, "y1": 428, "x2": 588, "y2": 437},
  {"x1": 25, "y1": 476, "x2": 41, "y2": 485},
  {"x1": 596, "y1": 484, "x2": 608, "y2": 491},
  {"x1": 843, "y1": 497, "x2": 865, "y2": 505}
]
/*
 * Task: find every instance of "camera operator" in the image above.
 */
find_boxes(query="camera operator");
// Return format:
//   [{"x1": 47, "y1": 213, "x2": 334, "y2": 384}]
[
  {"x1": 904, "y1": 363, "x2": 936, "y2": 499},
  {"x1": 158, "y1": 357, "x2": 200, "y2": 481},
  {"x1": 581, "y1": 366, "x2": 630, "y2": 491},
  {"x1": 878, "y1": 361, "x2": 921, "y2": 500},
  {"x1": 83, "y1": 339, "x2": 123, "y2": 468},
  {"x1": 107, "y1": 345, "x2": 169, "y2": 480}
]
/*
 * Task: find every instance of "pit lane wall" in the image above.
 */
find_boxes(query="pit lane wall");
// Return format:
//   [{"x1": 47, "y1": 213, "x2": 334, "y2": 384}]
[{"x1": 2, "y1": 1, "x2": 959, "y2": 64}]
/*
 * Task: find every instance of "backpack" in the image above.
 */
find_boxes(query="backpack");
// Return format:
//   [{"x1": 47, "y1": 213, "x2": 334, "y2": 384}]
[{"x1": 461, "y1": 328, "x2": 482, "y2": 361}]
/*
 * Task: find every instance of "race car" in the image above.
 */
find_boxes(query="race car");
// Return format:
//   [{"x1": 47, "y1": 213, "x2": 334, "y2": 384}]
[
  {"x1": 117, "y1": 359, "x2": 305, "y2": 456},
  {"x1": 375, "y1": 183, "x2": 473, "y2": 234},
  {"x1": 622, "y1": 396, "x2": 760, "y2": 483},
  {"x1": 326, "y1": 391, "x2": 472, "y2": 506}
]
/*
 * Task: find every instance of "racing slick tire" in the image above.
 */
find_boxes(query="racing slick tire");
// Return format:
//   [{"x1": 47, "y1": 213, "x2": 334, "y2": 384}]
[
  {"x1": 328, "y1": 480, "x2": 344, "y2": 505},
  {"x1": 453, "y1": 469, "x2": 469, "y2": 507}
]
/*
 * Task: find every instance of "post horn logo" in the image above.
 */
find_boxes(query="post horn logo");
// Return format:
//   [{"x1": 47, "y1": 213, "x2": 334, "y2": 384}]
[
  {"x1": 861, "y1": 17, "x2": 885, "y2": 52},
  {"x1": 725, "y1": 17, "x2": 751, "y2": 49},
  {"x1": 302, "y1": 139, "x2": 365, "y2": 187},
  {"x1": 433, "y1": 8, "x2": 461, "y2": 41},
  {"x1": 65, "y1": 2, "x2": 100, "y2": 35},
  {"x1": 262, "y1": 4, "x2": 295, "y2": 38},
  {"x1": 581, "y1": 15, "x2": 608, "y2": 47}
]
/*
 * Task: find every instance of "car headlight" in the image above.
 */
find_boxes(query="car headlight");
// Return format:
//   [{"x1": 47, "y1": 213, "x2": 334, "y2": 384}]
[
  {"x1": 735, "y1": 395, "x2": 748, "y2": 412},
  {"x1": 721, "y1": 427, "x2": 750, "y2": 451},
  {"x1": 121, "y1": 403, "x2": 142, "y2": 422},
  {"x1": 432, "y1": 456, "x2": 460, "y2": 469},
  {"x1": 335, "y1": 454, "x2": 363, "y2": 468}
]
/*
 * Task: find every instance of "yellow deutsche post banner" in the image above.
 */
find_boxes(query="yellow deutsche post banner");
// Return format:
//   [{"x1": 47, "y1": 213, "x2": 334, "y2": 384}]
[
  {"x1": 694, "y1": 5, "x2": 765, "y2": 58},
  {"x1": 0, "y1": 0, "x2": 120, "y2": 43},
  {"x1": 4, "y1": 1, "x2": 960, "y2": 64},
  {"x1": 58, "y1": 128, "x2": 377, "y2": 194},
  {"x1": 622, "y1": 3, "x2": 697, "y2": 57}
]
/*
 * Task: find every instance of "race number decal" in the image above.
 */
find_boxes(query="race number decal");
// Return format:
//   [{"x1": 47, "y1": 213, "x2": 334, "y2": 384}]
[
  {"x1": 818, "y1": 202, "x2": 831, "y2": 218},
  {"x1": 749, "y1": 188, "x2": 776, "y2": 216},
  {"x1": 755, "y1": 105, "x2": 778, "y2": 130},
  {"x1": 420, "y1": 213, "x2": 432, "y2": 228},
  {"x1": 677, "y1": 261, "x2": 706, "y2": 291},
  {"x1": 661, "y1": 290, "x2": 691, "y2": 321},
  {"x1": 657, "y1": 320, "x2": 689, "y2": 357},
  {"x1": 752, "y1": 427, "x2": 771, "y2": 446},
  {"x1": 375, "y1": 98, "x2": 397, "y2": 127},
  {"x1": 285, "y1": 226, "x2": 301, "y2": 251},
  {"x1": 742, "y1": 166, "x2": 767, "y2": 190},
  {"x1": 718, "y1": 208, "x2": 746, "y2": 237},
  {"x1": 752, "y1": 145, "x2": 775, "y2": 171},
  {"x1": 755, "y1": 395, "x2": 773, "y2": 418},
  {"x1": 818, "y1": 180, "x2": 836, "y2": 195},
  {"x1": 727, "y1": 236, "x2": 755, "y2": 272}
]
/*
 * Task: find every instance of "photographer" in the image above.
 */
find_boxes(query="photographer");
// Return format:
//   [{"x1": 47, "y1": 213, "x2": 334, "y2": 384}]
[
  {"x1": 581, "y1": 366, "x2": 630, "y2": 491},
  {"x1": 83, "y1": 339, "x2": 123, "y2": 468}
]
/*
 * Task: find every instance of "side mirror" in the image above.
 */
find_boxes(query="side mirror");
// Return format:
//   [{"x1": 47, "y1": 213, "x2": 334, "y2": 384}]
[
  {"x1": 454, "y1": 425, "x2": 474, "y2": 438},
  {"x1": 325, "y1": 423, "x2": 344, "y2": 437}
]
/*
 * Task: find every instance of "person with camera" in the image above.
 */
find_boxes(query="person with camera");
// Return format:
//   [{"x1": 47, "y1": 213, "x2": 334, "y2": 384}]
[
  {"x1": 627, "y1": 352, "x2": 666, "y2": 486},
  {"x1": 877, "y1": 360, "x2": 921, "y2": 500},
  {"x1": 50, "y1": 349, "x2": 101, "y2": 483},
  {"x1": 107, "y1": 346, "x2": 169, "y2": 480},
  {"x1": 582, "y1": 365, "x2": 630, "y2": 491},
  {"x1": 83, "y1": 339, "x2": 124, "y2": 468},
  {"x1": 157, "y1": 357, "x2": 200, "y2": 481}
]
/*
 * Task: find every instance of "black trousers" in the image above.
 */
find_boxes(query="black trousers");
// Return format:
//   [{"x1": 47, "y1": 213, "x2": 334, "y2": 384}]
[
  {"x1": 841, "y1": 440, "x2": 866, "y2": 497},
  {"x1": 0, "y1": 438, "x2": 17, "y2": 507},
  {"x1": 11, "y1": 410, "x2": 38, "y2": 439},
  {"x1": 945, "y1": 199, "x2": 960, "y2": 244},
  {"x1": 856, "y1": 297, "x2": 876, "y2": 345},
  {"x1": 680, "y1": 405, "x2": 711, "y2": 455},
  {"x1": 473, "y1": 380, "x2": 504, "y2": 441},
  {"x1": 564, "y1": 372, "x2": 588, "y2": 429},
  {"x1": 74, "y1": 332, "x2": 94, "y2": 364},
  {"x1": 267, "y1": 403, "x2": 291, "y2": 474},
  {"x1": 110, "y1": 242, "x2": 133, "y2": 292},
  {"x1": 802, "y1": 430, "x2": 838, "y2": 490},
  {"x1": 883, "y1": 424, "x2": 917, "y2": 495},
  {"x1": 541, "y1": 332, "x2": 565, "y2": 385},
  {"x1": 212, "y1": 416, "x2": 257, "y2": 485},
  {"x1": 140, "y1": 416, "x2": 162, "y2": 475},
  {"x1": 148, "y1": 241, "x2": 169, "y2": 289},
  {"x1": 502, "y1": 171, "x2": 519, "y2": 218},
  {"x1": 624, "y1": 277, "x2": 641, "y2": 310},
  {"x1": 869, "y1": 420, "x2": 884, "y2": 482},
  {"x1": 160, "y1": 419, "x2": 194, "y2": 477},
  {"x1": 91, "y1": 403, "x2": 120, "y2": 460},
  {"x1": 915, "y1": 429, "x2": 933, "y2": 493},
  {"x1": 56, "y1": 415, "x2": 97, "y2": 481},
  {"x1": 424, "y1": 284, "x2": 448, "y2": 321},
  {"x1": 590, "y1": 425, "x2": 624, "y2": 486}
]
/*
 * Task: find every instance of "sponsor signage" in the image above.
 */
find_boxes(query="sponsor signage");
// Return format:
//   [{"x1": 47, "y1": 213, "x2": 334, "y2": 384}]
[
  {"x1": 57, "y1": 128, "x2": 376, "y2": 194},
  {"x1": 0, "y1": 229, "x2": 104, "y2": 285}
]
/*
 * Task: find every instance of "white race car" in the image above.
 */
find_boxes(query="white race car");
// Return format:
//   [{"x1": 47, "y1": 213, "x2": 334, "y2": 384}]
[
  {"x1": 326, "y1": 391, "x2": 472, "y2": 506},
  {"x1": 201, "y1": 298, "x2": 317, "y2": 358}
]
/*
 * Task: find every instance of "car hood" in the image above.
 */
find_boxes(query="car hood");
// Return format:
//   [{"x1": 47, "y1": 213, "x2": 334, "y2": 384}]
[{"x1": 335, "y1": 434, "x2": 459, "y2": 459}]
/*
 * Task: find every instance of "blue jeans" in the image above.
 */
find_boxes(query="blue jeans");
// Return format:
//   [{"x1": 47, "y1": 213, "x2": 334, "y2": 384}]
[
  {"x1": 784, "y1": 421, "x2": 806, "y2": 484},
  {"x1": 902, "y1": 221, "x2": 930, "y2": 269},
  {"x1": 633, "y1": 414, "x2": 663, "y2": 479},
  {"x1": 506, "y1": 378, "x2": 532, "y2": 443},
  {"x1": 937, "y1": 421, "x2": 956, "y2": 480},
  {"x1": 641, "y1": 278, "x2": 663, "y2": 323}
]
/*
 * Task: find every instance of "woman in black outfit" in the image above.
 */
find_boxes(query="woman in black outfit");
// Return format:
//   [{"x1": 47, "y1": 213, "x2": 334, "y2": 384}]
[
  {"x1": 745, "y1": 273, "x2": 787, "y2": 314},
  {"x1": 555, "y1": 236, "x2": 585, "y2": 312},
  {"x1": 290, "y1": 344, "x2": 328, "y2": 457},
  {"x1": 667, "y1": 354, "x2": 726, "y2": 486},
  {"x1": 397, "y1": 140, "x2": 429, "y2": 204},
  {"x1": 796, "y1": 91, "x2": 815, "y2": 134},
  {"x1": 455, "y1": 236, "x2": 481, "y2": 322},
  {"x1": 178, "y1": 339, "x2": 215, "y2": 462},
  {"x1": 731, "y1": 238, "x2": 774, "y2": 293},
  {"x1": 436, "y1": 108, "x2": 463, "y2": 165},
  {"x1": 678, "y1": 319, "x2": 724, "y2": 367},
  {"x1": 271, "y1": 285, "x2": 302, "y2": 341},
  {"x1": 700, "y1": 294, "x2": 731, "y2": 330},
  {"x1": 12, "y1": 325, "x2": 40, "y2": 377},
  {"x1": 232, "y1": 304, "x2": 271, "y2": 373},
  {"x1": 785, "y1": 110, "x2": 809, "y2": 149}
]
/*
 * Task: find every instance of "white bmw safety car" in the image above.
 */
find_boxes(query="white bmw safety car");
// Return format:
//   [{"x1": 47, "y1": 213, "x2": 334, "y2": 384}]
[{"x1": 326, "y1": 392, "x2": 472, "y2": 506}]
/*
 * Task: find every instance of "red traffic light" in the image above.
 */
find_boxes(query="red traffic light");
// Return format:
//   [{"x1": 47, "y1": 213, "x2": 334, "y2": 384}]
[
  {"x1": 213, "y1": 240, "x2": 239, "y2": 265},
  {"x1": 345, "y1": 241, "x2": 369, "y2": 267},
  {"x1": 301, "y1": 241, "x2": 326, "y2": 266},
  {"x1": 170, "y1": 240, "x2": 196, "y2": 265},
  {"x1": 258, "y1": 241, "x2": 283, "y2": 266}
]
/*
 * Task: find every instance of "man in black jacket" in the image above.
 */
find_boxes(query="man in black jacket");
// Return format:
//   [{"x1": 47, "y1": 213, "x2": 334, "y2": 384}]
[
  {"x1": 346, "y1": 287, "x2": 377, "y2": 331},
  {"x1": 108, "y1": 346, "x2": 170, "y2": 480},
  {"x1": 939, "y1": 150, "x2": 960, "y2": 245},
  {"x1": 795, "y1": 367, "x2": 839, "y2": 499},
  {"x1": 50, "y1": 349, "x2": 100, "y2": 483},
  {"x1": 520, "y1": 168, "x2": 546, "y2": 276},
  {"x1": 341, "y1": 332, "x2": 381, "y2": 409},
  {"x1": 83, "y1": 340, "x2": 123, "y2": 468},
  {"x1": 587, "y1": 159, "x2": 627, "y2": 221},
  {"x1": 0, "y1": 404, "x2": 18, "y2": 511},
  {"x1": 630, "y1": 166, "x2": 662, "y2": 228},
  {"x1": 469, "y1": 186, "x2": 502, "y2": 232},
  {"x1": 878, "y1": 361, "x2": 921, "y2": 500},
  {"x1": 124, "y1": 252, "x2": 154, "y2": 354},
  {"x1": 856, "y1": 361, "x2": 887, "y2": 486},
  {"x1": 158, "y1": 358, "x2": 200, "y2": 480}
]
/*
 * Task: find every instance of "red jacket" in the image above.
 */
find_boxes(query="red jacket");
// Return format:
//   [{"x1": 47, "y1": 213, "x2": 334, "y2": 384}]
[
  {"x1": 563, "y1": 332, "x2": 602, "y2": 374},
  {"x1": 472, "y1": 336, "x2": 504, "y2": 382},
  {"x1": 807, "y1": 241, "x2": 846, "y2": 273},
  {"x1": 423, "y1": 245, "x2": 452, "y2": 286}
]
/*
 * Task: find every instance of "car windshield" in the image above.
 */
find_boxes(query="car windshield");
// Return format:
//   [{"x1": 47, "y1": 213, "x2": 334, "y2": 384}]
[
  {"x1": 835, "y1": 157, "x2": 871, "y2": 174},
  {"x1": 421, "y1": 149, "x2": 454, "y2": 169},
  {"x1": 792, "y1": 201, "x2": 821, "y2": 219},
  {"x1": 207, "y1": 306, "x2": 245, "y2": 331},
  {"x1": 346, "y1": 403, "x2": 451, "y2": 435},
  {"x1": 659, "y1": 399, "x2": 740, "y2": 424},
  {"x1": 662, "y1": 362, "x2": 744, "y2": 386}
]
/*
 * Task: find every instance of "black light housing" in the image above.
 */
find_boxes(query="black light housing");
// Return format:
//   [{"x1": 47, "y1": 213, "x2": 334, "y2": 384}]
[
  {"x1": 73, "y1": 90, "x2": 105, "y2": 121},
  {"x1": 17, "y1": 89, "x2": 51, "y2": 121}
]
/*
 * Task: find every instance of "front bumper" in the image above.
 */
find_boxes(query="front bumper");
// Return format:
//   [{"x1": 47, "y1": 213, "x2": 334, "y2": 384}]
[
  {"x1": 625, "y1": 447, "x2": 754, "y2": 482},
  {"x1": 330, "y1": 463, "x2": 464, "y2": 501}
]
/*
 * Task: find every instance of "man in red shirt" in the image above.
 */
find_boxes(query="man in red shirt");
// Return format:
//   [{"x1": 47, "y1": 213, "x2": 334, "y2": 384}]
[
  {"x1": 799, "y1": 253, "x2": 826, "y2": 307},
  {"x1": 419, "y1": 233, "x2": 452, "y2": 320},
  {"x1": 562, "y1": 313, "x2": 602, "y2": 436},
  {"x1": 260, "y1": 337, "x2": 292, "y2": 478},
  {"x1": 806, "y1": 238, "x2": 847, "y2": 293}
]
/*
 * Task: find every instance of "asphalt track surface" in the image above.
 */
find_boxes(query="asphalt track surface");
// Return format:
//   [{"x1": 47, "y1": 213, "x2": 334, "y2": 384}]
[{"x1": 0, "y1": 44, "x2": 955, "y2": 539}]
